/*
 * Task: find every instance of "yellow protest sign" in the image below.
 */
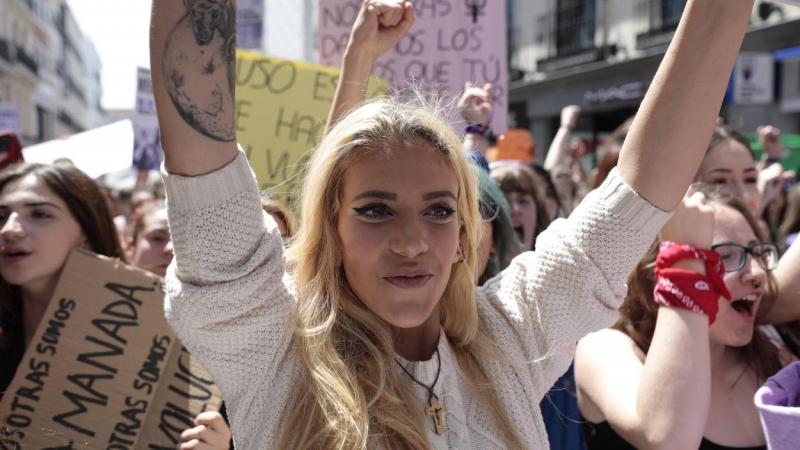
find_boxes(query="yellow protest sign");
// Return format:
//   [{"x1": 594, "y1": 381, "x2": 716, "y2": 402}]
[{"x1": 235, "y1": 50, "x2": 387, "y2": 206}]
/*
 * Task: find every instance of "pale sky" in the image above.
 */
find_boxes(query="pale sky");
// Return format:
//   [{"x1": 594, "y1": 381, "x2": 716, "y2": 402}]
[{"x1": 66, "y1": 0, "x2": 153, "y2": 111}]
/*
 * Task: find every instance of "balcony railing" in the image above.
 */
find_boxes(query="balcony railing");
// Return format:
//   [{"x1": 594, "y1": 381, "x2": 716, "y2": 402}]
[
  {"x1": 66, "y1": 75, "x2": 87, "y2": 104},
  {"x1": 0, "y1": 38, "x2": 11, "y2": 61},
  {"x1": 16, "y1": 46, "x2": 39, "y2": 75}
]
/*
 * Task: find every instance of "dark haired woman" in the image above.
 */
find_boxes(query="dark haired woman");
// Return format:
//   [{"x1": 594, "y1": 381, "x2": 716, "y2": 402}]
[
  {"x1": 575, "y1": 190, "x2": 792, "y2": 449},
  {"x1": 490, "y1": 162, "x2": 551, "y2": 254},
  {"x1": 0, "y1": 163, "x2": 231, "y2": 449},
  {"x1": 0, "y1": 163, "x2": 125, "y2": 397}
]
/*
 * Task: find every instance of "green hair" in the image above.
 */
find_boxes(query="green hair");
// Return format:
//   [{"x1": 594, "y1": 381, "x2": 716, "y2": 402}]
[{"x1": 473, "y1": 166, "x2": 521, "y2": 284}]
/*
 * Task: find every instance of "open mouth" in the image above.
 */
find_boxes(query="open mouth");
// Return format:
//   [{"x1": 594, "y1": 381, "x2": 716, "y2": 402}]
[
  {"x1": 2, "y1": 249, "x2": 31, "y2": 261},
  {"x1": 729, "y1": 295, "x2": 757, "y2": 320},
  {"x1": 513, "y1": 226, "x2": 524, "y2": 243}
]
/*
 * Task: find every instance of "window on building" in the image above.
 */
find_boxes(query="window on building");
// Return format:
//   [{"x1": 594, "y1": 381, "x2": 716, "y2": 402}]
[
  {"x1": 661, "y1": 0, "x2": 687, "y2": 29},
  {"x1": 556, "y1": 0, "x2": 596, "y2": 56},
  {"x1": 36, "y1": 105, "x2": 46, "y2": 141}
]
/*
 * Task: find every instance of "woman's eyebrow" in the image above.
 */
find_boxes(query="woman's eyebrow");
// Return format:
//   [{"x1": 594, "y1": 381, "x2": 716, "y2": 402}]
[
  {"x1": 422, "y1": 191, "x2": 456, "y2": 201},
  {"x1": 352, "y1": 190, "x2": 456, "y2": 201},
  {"x1": 354, "y1": 190, "x2": 397, "y2": 201},
  {"x1": 703, "y1": 168, "x2": 733, "y2": 175},
  {"x1": 0, "y1": 201, "x2": 63, "y2": 210}
]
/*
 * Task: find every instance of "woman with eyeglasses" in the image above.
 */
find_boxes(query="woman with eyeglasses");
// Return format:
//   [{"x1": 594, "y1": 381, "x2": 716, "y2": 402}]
[
  {"x1": 575, "y1": 189, "x2": 793, "y2": 450},
  {"x1": 694, "y1": 125, "x2": 800, "y2": 358}
]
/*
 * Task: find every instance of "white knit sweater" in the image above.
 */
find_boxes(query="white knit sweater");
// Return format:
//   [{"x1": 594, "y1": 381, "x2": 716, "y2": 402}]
[{"x1": 162, "y1": 151, "x2": 670, "y2": 449}]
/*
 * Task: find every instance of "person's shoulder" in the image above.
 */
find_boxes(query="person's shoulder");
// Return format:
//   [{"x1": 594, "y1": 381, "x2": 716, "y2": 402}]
[{"x1": 577, "y1": 328, "x2": 641, "y2": 360}]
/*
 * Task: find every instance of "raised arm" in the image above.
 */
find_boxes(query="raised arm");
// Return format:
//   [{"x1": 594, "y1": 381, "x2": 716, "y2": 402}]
[
  {"x1": 543, "y1": 105, "x2": 580, "y2": 171},
  {"x1": 150, "y1": 5, "x2": 296, "y2": 442},
  {"x1": 576, "y1": 310, "x2": 710, "y2": 450},
  {"x1": 325, "y1": 0, "x2": 415, "y2": 133},
  {"x1": 766, "y1": 239, "x2": 800, "y2": 324},
  {"x1": 617, "y1": 0, "x2": 754, "y2": 211},
  {"x1": 150, "y1": 0, "x2": 238, "y2": 176},
  {"x1": 576, "y1": 194, "x2": 716, "y2": 450},
  {"x1": 459, "y1": 82, "x2": 494, "y2": 156}
]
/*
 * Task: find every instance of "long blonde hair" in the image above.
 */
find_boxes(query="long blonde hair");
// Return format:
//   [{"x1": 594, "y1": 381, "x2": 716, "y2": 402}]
[{"x1": 281, "y1": 97, "x2": 521, "y2": 449}]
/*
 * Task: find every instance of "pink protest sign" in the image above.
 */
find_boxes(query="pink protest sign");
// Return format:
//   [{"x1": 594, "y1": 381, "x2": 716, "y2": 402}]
[{"x1": 318, "y1": 0, "x2": 508, "y2": 133}]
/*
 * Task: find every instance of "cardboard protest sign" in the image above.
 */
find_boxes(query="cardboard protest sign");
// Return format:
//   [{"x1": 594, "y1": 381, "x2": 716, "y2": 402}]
[
  {"x1": 0, "y1": 250, "x2": 222, "y2": 450},
  {"x1": 318, "y1": 0, "x2": 508, "y2": 132},
  {"x1": 235, "y1": 49, "x2": 387, "y2": 206}
]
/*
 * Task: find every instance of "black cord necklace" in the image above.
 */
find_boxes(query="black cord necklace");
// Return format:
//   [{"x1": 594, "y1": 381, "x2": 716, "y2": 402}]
[{"x1": 395, "y1": 348, "x2": 448, "y2": 435}]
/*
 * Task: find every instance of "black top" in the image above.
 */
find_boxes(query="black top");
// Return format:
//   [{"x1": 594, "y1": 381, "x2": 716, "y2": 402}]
[
  {"x1": 0, "y1": 293, "x2": 24, "y2": 402},
  {"x1": 583, "y1": 420, "x2": 767, "y2": 450},
  {"x1": 0, "y1": 328, "x2": 24, "y2": 400}
]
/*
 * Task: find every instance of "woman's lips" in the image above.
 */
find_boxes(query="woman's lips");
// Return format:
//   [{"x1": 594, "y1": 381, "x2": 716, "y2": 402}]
[
  {"x1": 384, "y1": 275, "x2": 432, "y2": 289},
  {"x1": 1, "y1": 251, "x2": 31, "y2": 263}
]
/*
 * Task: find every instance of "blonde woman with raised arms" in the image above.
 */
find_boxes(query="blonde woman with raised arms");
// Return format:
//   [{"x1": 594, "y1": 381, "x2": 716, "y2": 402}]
[{"x1": 149, "y1": 0, "x2": 755, "y2": 448}]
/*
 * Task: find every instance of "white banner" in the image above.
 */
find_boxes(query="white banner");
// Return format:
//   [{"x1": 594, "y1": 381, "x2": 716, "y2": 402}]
[{"x1": 23, "y1": 120, "x2": 134, "y2": 178}]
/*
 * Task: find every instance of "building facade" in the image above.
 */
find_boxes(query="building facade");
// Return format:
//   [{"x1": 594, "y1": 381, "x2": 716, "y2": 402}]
[
  {"x1": 0, "y1": 0, "x2": 104, "y2": 145},
  {"x1": 237, "y1": 0, "x2": 317, "y2": 63},
  {"x1": 264, "y1": 0, "x2": 316, "y2": 62},
  {"x1": 508, "y1": 0, "x2": 800, "y2": 159}
]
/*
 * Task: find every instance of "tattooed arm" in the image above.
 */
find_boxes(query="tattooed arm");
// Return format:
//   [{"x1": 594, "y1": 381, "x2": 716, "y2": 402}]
[{"x1": 150, "y1": 0, "x2": 238, "y2": 175}]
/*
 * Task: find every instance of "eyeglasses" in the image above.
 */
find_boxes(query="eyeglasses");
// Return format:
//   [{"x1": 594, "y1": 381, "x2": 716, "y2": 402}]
[
  {"x1": 479, "y1": 200, "x2": 500, "y2": 222},
  {"x1": 710, "y1": 242, "x2": 779, "y2": 273}
]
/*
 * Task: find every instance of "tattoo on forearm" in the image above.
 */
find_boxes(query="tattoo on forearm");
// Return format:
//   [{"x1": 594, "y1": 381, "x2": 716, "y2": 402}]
[{"x1": 162, "y1": 0, "x2": 236, "y2": 142}]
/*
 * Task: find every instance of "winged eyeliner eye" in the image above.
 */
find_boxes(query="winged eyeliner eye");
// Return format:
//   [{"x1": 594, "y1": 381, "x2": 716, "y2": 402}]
[
  {"x1": 427, "y1": 204, "x2": 456, "y2": 218},
  {"x1": 353, "y1": 203, "x2": 392, "y2": 219}
]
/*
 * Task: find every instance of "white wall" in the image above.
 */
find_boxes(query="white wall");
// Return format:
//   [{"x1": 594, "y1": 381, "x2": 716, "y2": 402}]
[{"x1": 264, "y1": 0, "x2": 316, "y2": 62}]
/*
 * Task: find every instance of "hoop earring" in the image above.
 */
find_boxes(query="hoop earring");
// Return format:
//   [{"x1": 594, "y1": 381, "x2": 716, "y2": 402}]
[{"x1": 455, "y1": 247, "x2": 465, "y2": 264}]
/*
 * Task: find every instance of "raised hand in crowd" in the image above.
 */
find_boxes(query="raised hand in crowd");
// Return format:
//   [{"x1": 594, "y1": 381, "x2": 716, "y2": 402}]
[
  {"x1": 769, "y1": 238, "x2": 800, "y2": 325},
  {"x1": 459, "y1": 82, "x2": 494, "y2": 157},
  {"x1": 756, "y1": 126, "x2": 795, "y2": 217},
  {"x1": 758, "y1": 125, "x2": 784, "y2": 165},
  {"x1": 458, "y1": 82, "x2": 494, "y2": 126},
  {"x1": 326, "y1": 0, "x2": 414, "y2": 130},
  {"x1": 576, "y1": 191, "x2": 717, "y2": 450},
  {"x1": 543, "y1": 104, "x2": 581, "y2": 171}
]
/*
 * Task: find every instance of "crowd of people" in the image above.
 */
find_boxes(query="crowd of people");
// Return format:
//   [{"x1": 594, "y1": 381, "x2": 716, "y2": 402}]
[{"x1": 1, "y1": 0, "x2": 800, "y2": 449}]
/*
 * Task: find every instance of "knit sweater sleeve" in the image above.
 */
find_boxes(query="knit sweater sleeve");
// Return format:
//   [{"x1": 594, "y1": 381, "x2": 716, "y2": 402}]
[
  {"x1": 478, "y1": 168, "x2": 671, "y2": 399},
  {"x1": 161, "y1": 150, "x2": 295, "y2": 409}
]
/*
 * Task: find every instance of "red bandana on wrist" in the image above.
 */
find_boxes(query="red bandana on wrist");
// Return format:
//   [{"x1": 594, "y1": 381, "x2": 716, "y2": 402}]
[{"x1": 652, "y1": 242, "x2": 732, "y2": 325}]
